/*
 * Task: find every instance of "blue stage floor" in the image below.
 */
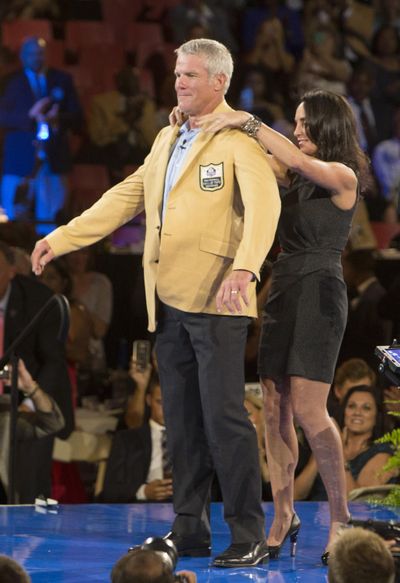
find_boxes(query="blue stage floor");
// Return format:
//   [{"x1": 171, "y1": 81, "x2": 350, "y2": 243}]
[{"x1": 1, "y1": 501, "x2": 399, "y2": 582}]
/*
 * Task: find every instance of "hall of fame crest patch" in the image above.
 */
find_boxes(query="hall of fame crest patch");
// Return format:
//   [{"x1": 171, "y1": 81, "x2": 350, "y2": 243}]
[{"x1": 199, "y1": 162, "x2": 224, "y2": 191}]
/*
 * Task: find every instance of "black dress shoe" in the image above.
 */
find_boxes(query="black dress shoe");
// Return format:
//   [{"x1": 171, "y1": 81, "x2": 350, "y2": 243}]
[
  {"x1": 163, "y1": 531, "x2": 211, "y2": 557},
  {"x1": 212, "y1": 540, "x2": 269, "y2": 568}
]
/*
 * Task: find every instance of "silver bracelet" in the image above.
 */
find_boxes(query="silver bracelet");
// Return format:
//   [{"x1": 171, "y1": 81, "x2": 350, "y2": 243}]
[{"x1": 240, "y1": 114, "x2": 262, "y2": 138}]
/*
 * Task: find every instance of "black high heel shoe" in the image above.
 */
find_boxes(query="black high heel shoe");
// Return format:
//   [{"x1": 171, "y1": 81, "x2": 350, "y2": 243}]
[
  {"x1": 268, "y1": 513, "x2": 301, "y2": 559},
  {"x1": 321, "y1": 517, "x2": 352, "y2": 566}
]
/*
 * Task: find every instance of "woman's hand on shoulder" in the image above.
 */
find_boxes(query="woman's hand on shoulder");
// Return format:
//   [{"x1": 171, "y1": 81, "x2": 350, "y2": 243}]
[{"x1": 195, "y1": 110, "x2": 251, "y2": 133}]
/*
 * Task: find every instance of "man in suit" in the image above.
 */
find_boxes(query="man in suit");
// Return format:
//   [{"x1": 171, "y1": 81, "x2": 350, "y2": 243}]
[
  {"x1": 101, "y1": 373, "x2": 173, "y2": 503},
  {"x1": 31, "y1": 38, "x2": 281, "y2": 567},
  {"x1": 0, "y1": 37, "x2": 82, "y2": 231},
  {"x1": 0, "y1": 241, "x2": 73, "y2": 502},
  {"x1": 340, "y1": 248, "x2": 392, "y2": 368}
]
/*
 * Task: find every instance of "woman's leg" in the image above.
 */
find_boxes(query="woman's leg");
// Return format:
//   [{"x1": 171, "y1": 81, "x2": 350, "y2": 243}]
[
  {"x1": 290, "y1": 376, "x2": 350, "y2": 547},
  {"x1": 261, "y1": 376, "x2": 299, "y2": 546}
]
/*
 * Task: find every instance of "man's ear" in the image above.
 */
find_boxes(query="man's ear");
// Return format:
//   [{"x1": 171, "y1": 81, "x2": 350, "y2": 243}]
[{"x1": 213, "y1": 73, "x2": 226, "y2": 92}]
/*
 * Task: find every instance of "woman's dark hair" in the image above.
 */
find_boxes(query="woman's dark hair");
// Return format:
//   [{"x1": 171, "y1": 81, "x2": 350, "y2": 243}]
[
  {"x1": 301, "y1": 89, "x2": 370, "y2": 190},
  {"x1": 339, "y1": 384, "x2": 384, "y2": 443}
]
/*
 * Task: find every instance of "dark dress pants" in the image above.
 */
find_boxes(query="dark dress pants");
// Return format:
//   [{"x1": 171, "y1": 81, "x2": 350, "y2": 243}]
[{"x1": 155, "y1": 303, "x2": 265, "y2": 544}]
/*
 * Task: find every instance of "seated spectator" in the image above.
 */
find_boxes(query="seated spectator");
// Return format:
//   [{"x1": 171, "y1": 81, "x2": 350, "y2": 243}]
[
  {"x1": 100, "y1": 372, "x2": 173, "y2": 503},
  {"x1": 0, "y1": 358, "x2": 65, "y2": 502},
  {"x1": 236, "y1": 67, "x2": 292, "y2": 137},
  {"x1": 327, "y1": 358, "x2": 376, "y2": 423},
  {"x1": 244, "y1": 17, "x2": 294, "y2": 107},
  {"x1": 86, "y1": 67, "x2": 158, "y2": 184},
  {"x1": 328, "y1": 527, "x2": 395, "y2": 583},
  {"x1": 168, "y1": 0, "x2": 238, "y2": 53},
  {"x1": 295, "y1": 385, "x2": 397, "y2": 501},
  {"x1": 0, "y1": 240, "x2": 73, "y2": 503},
  {"x1": 346, "y1": 64, "x2": 390, "y2": 155},
  {"x1": 339, "y1": 248, "x2": 392, "y2": 368},
  {"x1": 370, "y1": 25, "x2": 400, "y2": 108},
  {"x1": 372, "y1": 106, "x2": 400, "y2": 202},
  {"x1": 0, "y1": 555, "x2": 31, "y2": 583},
  {"x1": 297, "y1": 23, "x2": 351, "y2": 97},
  {"x1": 65, "y1": 247, "x2": 113, "y2": 375},
  {"x1": 341, "y1": 385, "x2": 397, "y2": 496},
  {"x1": 122, "y1": 357, "x2": 153, "y2": 430},
  {"x1": 39, "y1": 259, "x2": 92, "y2": 372},
  {"x1": 111, "y1": 549, "x2": 196, "y2": 583}
]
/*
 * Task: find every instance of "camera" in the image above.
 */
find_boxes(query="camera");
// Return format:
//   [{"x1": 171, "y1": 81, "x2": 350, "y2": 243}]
[
  {"x1": 375, "y1": 340, "x2": 400, "y2": 387},
  {"x1": 129, "y1": 537, "x2": 188, "y2": 582}
]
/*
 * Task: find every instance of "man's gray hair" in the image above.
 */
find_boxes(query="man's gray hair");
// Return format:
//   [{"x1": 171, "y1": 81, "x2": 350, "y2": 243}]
[{"x1": 175, "y1": 39, "x2": 233, "y2": 95}]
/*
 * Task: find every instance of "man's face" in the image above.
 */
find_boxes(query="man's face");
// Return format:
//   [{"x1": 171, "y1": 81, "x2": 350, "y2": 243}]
[
  {"x1": 147, "y1": 384, "x2": 164, "y2": 426},
  {"x1": 21, "y1": 40, "x2": 46, "y2": 73},
  {"x1": 174, "y1": 52, "x2": 225, "y2": 117},
  {"x1": 0, "y1": 251, "x2": 16, "y2": 300}
]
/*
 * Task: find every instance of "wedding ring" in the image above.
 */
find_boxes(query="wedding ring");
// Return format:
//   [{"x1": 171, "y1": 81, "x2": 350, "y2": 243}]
[{"x1": 230, "y1": 290, "x2": 238, "y2": 294}]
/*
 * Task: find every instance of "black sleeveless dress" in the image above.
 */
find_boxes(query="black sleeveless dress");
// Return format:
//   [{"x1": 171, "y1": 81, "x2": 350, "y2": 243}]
[{"x1": 258, "y1": 173, "x2": 356, "y2": 384}]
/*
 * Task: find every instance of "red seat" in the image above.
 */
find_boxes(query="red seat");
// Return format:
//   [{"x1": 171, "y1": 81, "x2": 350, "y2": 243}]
[
  {"x1": 46, "y1": 40, "x2": 66, "y2": 69},
  {"x1": 371, "y1": 222, "x2": 400, "y2": 249},
  {"x1": 69, "y1": 164, "x2": 110, "y2": 191},
  {"x1": 1, "y1": 20, "x2": 53, "y2": 51},
  {"x1": 124, "y1": 23, "x2": 164, "y2": 67},
  {"x1": 65, "y1": 21, "x2": 116, "y2": 50},
  {"x1": 79, "y1": 45, "x2": 126, "y2": 91}
]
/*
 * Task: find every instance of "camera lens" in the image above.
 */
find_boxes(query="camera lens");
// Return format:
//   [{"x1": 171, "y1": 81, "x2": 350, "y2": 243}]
[{"x1": 137, "y1": 537, "x2": 178, "y2": 572}]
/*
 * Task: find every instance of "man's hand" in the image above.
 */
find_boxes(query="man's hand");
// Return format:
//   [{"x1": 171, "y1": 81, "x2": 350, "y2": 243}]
[
  {"x1": 28, "y1": 97, "x2": 51, "y2": 120},
  {"x1": 216, "y1": 269, "x2": 254, "y2": 314},
  {"x1": 144, "y1": 479, "x2": 173, "y2": 501},
  {"x1": 31, "y1": 239, "x2": 55, "y2": 275}
]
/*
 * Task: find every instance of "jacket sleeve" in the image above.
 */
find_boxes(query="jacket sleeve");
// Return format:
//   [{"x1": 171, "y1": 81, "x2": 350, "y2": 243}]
[{"x1": 232, "y1": 133, "x2": 281, "y2": 280}]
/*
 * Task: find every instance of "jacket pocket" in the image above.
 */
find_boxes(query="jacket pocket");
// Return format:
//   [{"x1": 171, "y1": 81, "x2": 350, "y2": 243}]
[{"x1": 199, "y1": 235, "x2": 237, "y2": 259}]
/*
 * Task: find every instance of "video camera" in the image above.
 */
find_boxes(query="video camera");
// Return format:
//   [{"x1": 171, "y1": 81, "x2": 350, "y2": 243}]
[
  {"x1": 129, "y1": 537, "x2": 189, "y2": 583},
  {"x1": 375, "y1": 339, "x2": 400, "y2": 387}
]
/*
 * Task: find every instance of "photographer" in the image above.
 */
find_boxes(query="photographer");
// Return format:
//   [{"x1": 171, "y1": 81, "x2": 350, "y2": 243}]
[
  {"x1": 328, "y1": 527, "x2": 395, "y2": 583},
  {"x1": 111, "y1": 549, "x2": 196, "y2": 583},
  {"x1": 0, "y1": 358, "x2": 65, "y2": 502}
]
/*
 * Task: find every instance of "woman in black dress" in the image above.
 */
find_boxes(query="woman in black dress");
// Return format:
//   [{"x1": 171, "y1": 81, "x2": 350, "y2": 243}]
[{"x1": 196, "y1": 90, "x2": 369, "y2": 563}]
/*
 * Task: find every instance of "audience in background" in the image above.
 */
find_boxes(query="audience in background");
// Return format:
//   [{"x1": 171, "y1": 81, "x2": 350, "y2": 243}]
[
  {"x1": 340, "y1": 249, "x2": 392, "y2": 368},
  {"x1": 372, "y1": 106, "x2": 400, "y2": 202},
  {"x1": 0, "y1": 358, "x2": 65, "y2": 503},
  {"x1": 297, "y1": 23, "x2": 351, "y2": 97},
  {"x1": 295, "y1": 385, "x2": 396, "y2": 501},
  {"x1": 328, "y1": 358, "x2": 376, "y2": 424},
  {"x1": 0, "y1": 37, "x2": 82, "y2": 232},
  {"x1": 101, "y1": 372, "x2": 173, "y2": 503},
  {"x1": 65, "y1": 247, "x2": 112, "y2": 375},
  {"x1": 0, "y1": 0, "x2": 399, "y2": 512},
  {"x1": 0, "y1": 241, "x2": 73, "y2": 503},
  {"x1": 244, "y1": 391, "x2": 272, "y2": 501},
  {"x1": 86, "y1": 67, "x2": 157, "y2": 184}
]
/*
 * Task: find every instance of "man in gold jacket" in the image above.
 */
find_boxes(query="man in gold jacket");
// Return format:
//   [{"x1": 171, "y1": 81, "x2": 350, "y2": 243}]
[{"x1": 32, "y1": 39, "x2": 280, "y2": 568}]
